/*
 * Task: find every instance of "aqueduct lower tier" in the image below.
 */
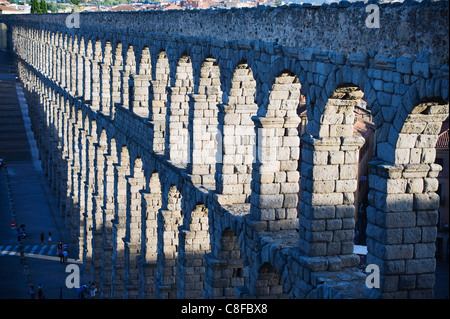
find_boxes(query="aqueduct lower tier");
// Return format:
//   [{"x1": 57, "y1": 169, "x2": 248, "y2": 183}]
[{"x1": 2, "y1": 1, "x2": 449, "y2": 299}]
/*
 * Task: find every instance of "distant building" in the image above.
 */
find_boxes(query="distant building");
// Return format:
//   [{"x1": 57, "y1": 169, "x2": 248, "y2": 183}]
[
  {"x1": 109, "y1": 4, "x2": 138, "y2": 11},
  {"x1": 0, "y1": 4, "x2": 26, "y2": 14},
  {"x1": 163, "y1": 3, "x2": 183, "y2": 10}
]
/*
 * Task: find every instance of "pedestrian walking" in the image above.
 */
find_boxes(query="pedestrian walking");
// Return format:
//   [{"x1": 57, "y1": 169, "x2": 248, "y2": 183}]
[
  {"x1": 29, "y1": 285, "x2": 35, "y2": 299},
  {"x1": 47, "y1": 232, "x2": 52, "y2": 246},
  {"x1": 58, "y1": 248, "x2": 64, "y2": 263},
  {"x1": 57, "y1": 241, "x2": 62, "y2": 251},
  {"x1": 89, "y1": 282, "x2": 97, "y2": 299},
  {"x1": 63, "y1": 249, "x2": 68, "y2": 264},
  {"x1": 37, "y1": 283, "x2": 43, "y2": 299},
  {"x1": 40, "y1": 232, "x2": 44, "y2": 245}
]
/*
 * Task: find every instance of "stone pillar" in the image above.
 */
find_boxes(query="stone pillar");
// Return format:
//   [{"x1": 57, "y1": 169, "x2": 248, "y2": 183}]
[
  {"x1": 149, "y1": 79, "x2": 167, "y2": 154},
  {"x1": 167, "y1": 85, "x2": 190, "y2": 166},
  {"x1": 82, "y1": 134, "x2": 96, "y2": 276},
  {"x1": 124, "y1": 241, "x2": 141, "y2": 299},
  {"x1": 120, "y1": 70, "x2": 131, "y2": 109},
  {"x1": 250, "y1": 116, "x2": 300, "y2": 231},
  {"x1": 177, "y1": 205, "x2": 210, "y2": 299},
  {"x1": 99, "y1": 153, "x2": 117, "y2": 298},
  {"x1": 110, "y1": 162, "x2": 129, "y2": 298},
  {"x1": 82, "y1": 56, "x2": 92, "y2": 103},
  {"x1": 215, "y1": 102, "x2": 256, "y2": 205},
  {"x1": 129, "y1": 74, "x2": 151, "y2": 118},
  {"x1": 91, "y1": 141, "x2": 106, "y2": 287},
  {"x1": 60, "y1": 49, "x2": 67, "y2": 89},
  {"x1": 187, "y1": 93, "x2": 220, "y2": 186},
  {"x1": 64, "y1": 111, "x2": 76, "y2": 228},
  {"x1": 70, "y1": 53, "x2": 77, "y2": 95},
  {"x1": 55, "y1": 47, "x2": 61, "y2": 84},
  {"x1": 110, "y1": 65, "x2": 123, "y2": 117},
  {"x1": 99, "y1": 62, "x2": 111, "y2": 115},
  {"x1": 75, "y1": 53, "x2": 84, "y2": 98},
  {"x1": 138, "y1": 187, "x2": 160, "y2": 299},
  {"x1": 64, "y1": 49, "x2": 71, "y2": 90},
  {"x1": 123, "y1": 172, "x2": 146, "y2": 299},
  {"x1": 298, "y1": 135, "x2": 364, "y2": 269},
  {"x1": 204, "y1": 230, "x2": 246, "y2": 299},
  {"x1": 76, "y1": 127, "x2": 88, "y2": 261},
  {"x1": 155, "y1": 209, "x2": 182, "y2": 299},
  {"x1": 90, "y1": 59, "x2": 101, "y2": 111},
  {"x1": 111, "y1": 221, "x2": 126, "y2": 298},
  {"x1": 364, "y1": 161, "x2": 441, "y2": 298}
]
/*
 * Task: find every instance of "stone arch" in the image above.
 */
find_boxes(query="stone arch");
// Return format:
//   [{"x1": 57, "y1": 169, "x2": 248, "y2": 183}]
[
  {"x1": 252, "y1": 262, "x2": 287, "y2": 298},
  {"x1": 121, "y1": 44, "x2": 137, "y2": 110},
  {"x1": 124, "y1": 44, "x2": 137, "y2": 74},
  {"x1": 365, "y1": 98, "x2": 449, "y2": 299},
  {"x1": 82, "y1": 38, "x2": 93, "y2": 103},
  {"x1": 207, "y1": 227, "x2": 246, "y2": 299},
  {"x1": 102, "y1": 40, "x2": 113, "y2": 65},
  {"x1": 188, "y1": 56, "x2": 222, "y2": 186},
  {"x1": 150, "y1": 50, "x2": 170, "y2": 154},
  {"x1": 99, "y1": 40, "x2": 113, "y2": 113},
  {"x1": 129, "y1": 46, "x2": 152, "y2": 118},
  {"x1": 138, "y1": 46, "x2": 151, "y2": 76},
  {"x1": 216, "y1": 61, "x2": 258, "y2": 204},
  {"x1": 112, "y1": 41, "x2": 123, "y2": 67},
  {"x1": 108, "y1": 41, "x2": 123, "y2": 116},
  {"x1": 379, "y1": 98, "x2": 449, "y2": 166},
  {"x1": 298, "y1": 83, "x2": 368, "y2": 268},
  {"x1": 155, "y1": 184, "x2": 184, "y2": 299},
  {"x1": 166, "y1": 54, "x2": 194, "y2": 166}
]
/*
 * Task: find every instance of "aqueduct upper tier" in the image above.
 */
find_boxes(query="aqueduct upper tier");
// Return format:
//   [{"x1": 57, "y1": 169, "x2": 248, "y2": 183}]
[{"x1": 1, "y1": 0, "x2": 449, "y2": 299}]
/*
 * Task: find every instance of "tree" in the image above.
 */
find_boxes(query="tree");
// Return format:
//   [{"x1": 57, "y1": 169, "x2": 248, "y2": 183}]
[
  {"x1": 47, "y1": 2, "x2": 58, "y2": 13},
  {"x1": 40, "y1": 0, "x2": 48, "y2": 13},
  {"x1": 30, "y1": 0, "x2": 41, "y2": 13}
]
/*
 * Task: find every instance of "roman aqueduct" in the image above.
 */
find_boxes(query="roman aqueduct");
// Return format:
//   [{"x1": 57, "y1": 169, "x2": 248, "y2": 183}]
[{"x1": 1, "y1": 0, "x2": 449, "y2": 299}]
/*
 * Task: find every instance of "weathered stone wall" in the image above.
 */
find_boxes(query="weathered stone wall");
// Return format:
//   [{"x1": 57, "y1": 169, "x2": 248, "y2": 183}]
[
  {"x1": 3, "y1": 0, "x2": 449, "y2": 65},
  {"x1": 2, "y1": 0, "x2": 449, "y2": 299}
]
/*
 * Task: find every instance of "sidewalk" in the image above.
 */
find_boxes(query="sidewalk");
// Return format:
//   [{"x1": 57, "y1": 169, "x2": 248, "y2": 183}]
[{"x1": 0, "y1": 50, "x2": 88, "y2": 300}]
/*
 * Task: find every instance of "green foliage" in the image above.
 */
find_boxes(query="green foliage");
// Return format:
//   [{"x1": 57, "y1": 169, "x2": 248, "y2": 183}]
[
  {"x1": 30, "y1": 0, "x2": 41, "y2": 13},
  {"x1": 47, "y1": 2, "x2": 58, "y2": 13},
  {"x1": 40, "y1": 0, "x2": 48, "y2": 13}
]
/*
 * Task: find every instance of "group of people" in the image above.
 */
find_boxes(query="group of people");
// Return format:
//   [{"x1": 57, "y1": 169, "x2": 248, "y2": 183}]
[
  {"x1": 57, "y1": 241, "x2": 69, "y2": 264},
  {"x1": 77, "y1": 281, "x2": 97, "y2": 299},
  {"x1": 28, "y1": 283, "x2": 45, "y2": 299},
  {"x1": 40, "y1": 231, "x2": 53, "y2": 246},
  {"x1": 16, "y1": 224, "x2": 26, "y2": 241}
]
